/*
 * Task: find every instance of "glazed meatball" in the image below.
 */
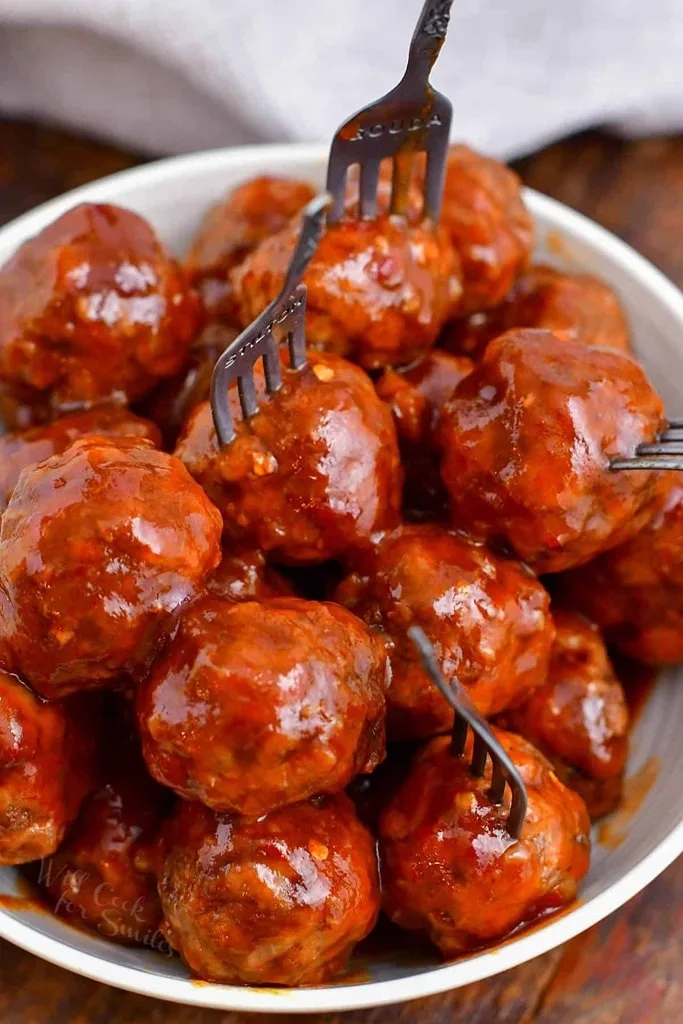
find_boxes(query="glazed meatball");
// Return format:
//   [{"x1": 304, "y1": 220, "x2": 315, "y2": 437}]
[
  {"x1": 0, "y1": 672, "x2": 99, "y2": 864},
  {"x1": 562, "y1": 475, "x2": 683, "y2": 664},
  {"x1": 175, "y1": 350, "x2": 402, "y2": 564},
  {"x1": 376, "y1": 349, "x2": 473, "y2": 519},
  {"x1": 206, "y1": 547, "x2": 294, "y2": 602},
  {"x1": 0, "y1": 436, "x2": 222, "y2": 697},
  {"x1": 186, "y1": 176, "x2": 316, "y2": 320},
  {"x1": 232, "y1": 207, "x2": 461, "y2": 370},
  {"x1": 440, "y1": 145, "x2": 533, "y2": 315},
  {"x1": 0, "y1": 404, "x2": 161, "y2": 509},
  {"x1": 379, "y1": 729, "x2": 590, "y2": 957},
  {"x1": 334, "y1": 524, "x2": 553, "y2": 740},
  {"x1": 139, "y1": 322, "x2": 237, "y2": 448},
  {"x1": 0, "y1": 204, "x2": 201, "y2": 414},
  {"x1": 136, "y1": 596, "x2": 388, "y2": 816},
  {"x1": 501, "y1": 609, "x2": 629, "y2": 819},
  {"x1": 158, "y1": 794, "x2": 380, "y2": 985},
  {"x1": 438, "y1": 329, "x2": 665, "y2": 573},
  {"x1": 443, "y1": 265, "x2": 631, "y2": 360},
  {"x1": 43, "y1": 721, "x2": 170, "y2": 947}
]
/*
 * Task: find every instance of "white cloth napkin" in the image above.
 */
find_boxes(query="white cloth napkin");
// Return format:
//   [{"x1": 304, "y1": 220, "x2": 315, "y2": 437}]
[{"x1": 0, "y1": 0, "x2": 682, "y2": 159}]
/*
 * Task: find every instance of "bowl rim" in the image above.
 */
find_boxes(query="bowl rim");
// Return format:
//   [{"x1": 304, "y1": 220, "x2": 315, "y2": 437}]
[{"x1": 2, "y1": 141, "x2": 683, "y2": 1014}]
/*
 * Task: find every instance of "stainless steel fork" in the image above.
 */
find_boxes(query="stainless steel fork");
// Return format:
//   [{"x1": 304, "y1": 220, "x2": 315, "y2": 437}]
[
  {"x1": 210, "y1": 192, "x2": 331, "y2": 447},
  {"x1": 409, "y1": 626, "x2": 528, "y2": 838},
  {"x1": 611, "y1": 418, "x2": 683, "y2": 470},
  {"x1": 326, "y1": 0, "x2": 454, "y2": 224}
]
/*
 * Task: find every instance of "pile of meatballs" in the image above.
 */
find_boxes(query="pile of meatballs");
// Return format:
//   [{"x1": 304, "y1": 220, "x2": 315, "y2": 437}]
[{"x1": 0, "y1": 146, "x2": 680, "y2": 988}]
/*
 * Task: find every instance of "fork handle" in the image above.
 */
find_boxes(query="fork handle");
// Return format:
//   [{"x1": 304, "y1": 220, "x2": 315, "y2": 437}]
[{"x1": 405, "y1": 0, "x2": 454, "y2": 86}]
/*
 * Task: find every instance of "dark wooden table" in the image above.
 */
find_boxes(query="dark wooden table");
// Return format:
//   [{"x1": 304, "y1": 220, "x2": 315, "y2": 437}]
[{"x1": 1, "y1": 119, "x2": 683, "y2": 1023}]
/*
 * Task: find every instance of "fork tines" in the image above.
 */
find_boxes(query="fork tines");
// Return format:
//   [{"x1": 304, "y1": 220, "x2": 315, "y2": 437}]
[
  {"x1": 326, "y1": 0, "x2": 454, "y2": 224},
  {"x1": 611, "y1": 418, "x2": 683, "y2": 471},
  {"x1": 210, "y1": 193, "x2": 331, "y2": 447},
  {"x1": 409, "y1": 626, "x2": 528, "y2": 838}
]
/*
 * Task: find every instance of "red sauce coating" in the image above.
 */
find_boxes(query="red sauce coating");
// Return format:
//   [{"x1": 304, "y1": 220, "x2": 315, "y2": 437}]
[
  {"x1": 205, "y1": 547, "x2": 295, "y2": 602},
  {"x1": 438, "y1": 329, "x2": 665, "y2": 573},
  {"x1": 334, "y1": 524, "x2": 553, "y2": 740},
  {"x1": 440, "y1": 146, "x2": 533, "y2": 315},
  {"x1": 158, "y1": 794, "x2": 380, "y2": 986},
  {"x1": 43, "y1": 719, "x2": 170, "y2": 947},
  {"x1": 186, "y1": 176, "x2": 316, "y2": 321},
  {"x1": 376, "y1": 349, "x2": 473, "y2": 520},
  {"x1": 231, "y1": 208, "x2": 461, "y2": 371},
  {"x1": 0, "y1": 404, "x2": 161, "y2": 509},
  {"x1": 0, "y1": 436, "x2": 222, "y2": 697},
  {"x1": 443, "y1": 264, "x2": 631, "y2": 360},
  {"x1": 139, "y1": 322, "x2": 237, "y2": 448},
  {"x1": 0, "y1": 672, "x2": 99, "y2": 864},
  {"x1": 379, "y1": 729, "x2": 591, "y2": 957},
  {"x1": 500, "y1": 609, "x2": 629, "y2": 818},
  {"x1": 0, "y1": 204, "x2": 201, "y2": 414},
  {"x1": 175, "y1": 350, "x2": 402, "y2": 564},
  {"x1": 136, "y1": 596, "x2": 387, "y2": 817},
  {"x1": 561, "y1": 474, "x2": 683, "y2": 664}
]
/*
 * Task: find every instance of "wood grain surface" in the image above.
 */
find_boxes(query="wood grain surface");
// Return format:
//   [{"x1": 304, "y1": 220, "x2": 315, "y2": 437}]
[{"x1": 0, "y1": 119, "x2": 682, "y2": 1023}]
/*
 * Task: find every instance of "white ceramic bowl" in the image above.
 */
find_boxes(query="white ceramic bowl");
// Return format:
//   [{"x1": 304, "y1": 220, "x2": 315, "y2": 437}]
[{"x1": 1, "y1": 143, "x2": 683, "y2": 1014}]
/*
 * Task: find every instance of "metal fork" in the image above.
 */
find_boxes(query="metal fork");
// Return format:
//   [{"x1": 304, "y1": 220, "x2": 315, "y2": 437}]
[
  {"x1": 409, "y1": 626, "x2": 528, "y2": 838},
  {"x1": 210, "y1": 193, "x2": 331, "y2": 446},
  {"x1": 326, "y1": 0, "x2": 454, "y2": 224},
  {"x1": 611, "y1": 419, "x2": 683, "y2": 471}
]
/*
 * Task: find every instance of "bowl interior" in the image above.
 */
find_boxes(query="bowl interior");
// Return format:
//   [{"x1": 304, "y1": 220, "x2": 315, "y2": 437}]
[{"x1": 1, "y1": 145, "x2": 683, "y2": 1013}]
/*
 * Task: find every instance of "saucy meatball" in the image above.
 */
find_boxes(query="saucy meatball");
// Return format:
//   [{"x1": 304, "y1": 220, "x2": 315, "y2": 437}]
[
  {"x1": 158, "y1": 794, "x2": 380, "y2": 986},
  {"x1": 0, "y1": 404, "x2": 161, "y2": 509},
  {"x1": 501, "y1": 609, "x2": 629, "y2": 819},
  {"x1": 440, "y1": 145, "x2": 533, "y2": 315},
  {"x1": 175, "y1": 350, "x2": 402, "y2": 564},
  {"x1": 44, "y1": 720, "x2": 170, "y2": 946},
  {"x1": 0, "y1": 204, "x2": 201, "y2": 414},
  {"x1": 0, "y1": 436, "x2": 222, "y2": 697},
  {"x1": 186, "y1": 176, "x2": 316, "y2": 320},
  {"x1": 443, "y1": 265, "x2": 631, "y2": 360},
  {"x1": 379, "y1": 729, "x2": 590, "y2": 957},
  {"x1": 136, "y1": 596, "x2": 388, "y2": 816},
  {"x1": 231, "y1": 208, "x2": 461, "y2": 370},
  {"x1": 206, "y1": 547, "x2": 294, "y2": 602},
  {"x1": 0, "y1": 672, "x2": 99, "y2": 864},
  {"x1": 376, "y1": 350, "x2": 473, "y2": 519},
  {"x1": 139, "y1": 322, "x2": 237, "y2": 448},
  {"x1": 562, "y1": 475, "x2": 683, "y2": 664},
  {"x1": 438, "y1": 329, "x2": 665, "y2": 573},
  {"x1": 334, "y1": 524, "x2": 553, "y2": 740}
]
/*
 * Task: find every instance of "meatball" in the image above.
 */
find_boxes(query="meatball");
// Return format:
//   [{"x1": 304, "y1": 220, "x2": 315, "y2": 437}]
[
  {"x1": 501, "y1": 609, "x2": 629, "y2": 819},
  {"x1": 175, "y1": 350, "x2": 402, "y2": 564},
  {"x1": 438, "y1": 329, "x2": 665, "y2": 573},
  {"x1": 561, "y1": 475, "x2": 683, "y2": 664},
  {"x1": 440, "y1": 145, "x2": 533, "y2": 315},
  {"x1": 0, "y1": 204, "x2": 201, "y2": 414},
  {"x1": 379, "y1": 729, "x2": 591, "y2": 957},
  {"x1": 376, "y1": 349, "x2": 473, "y2": 520},
  {"x1": 158, "y1": 794, "x2": 380, "y2": 985},
  {"x1": 443, "y1": 265, "x2": 631, "y2": 360},
  {"x1": 136, "y1": 596, "x2": 388, "y2": 816},
  {"x1": 334, "y1": 524, "x2": 553, "y2": 740},
  {"x1": 231, "y1": 208, "x2": 461, "y2": 370},
  {"x1": 43, "y1": 721, "x2": 170, "y2": 946},
  {"x1": 0, "y1": 436, "x2": 222, "y2": 697},
  {"x1": 0, "y1": 404, "x2": 161, "y2": 509},
  {"x1": 186, "y1": 176, "x2": 316, "y2": 320},
  {"x1": 206, "y1": 547, "x2": 294, "y2": 602},
  {"x1": 0, "y1": 672, "x2": 99, "y2": 864}
]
